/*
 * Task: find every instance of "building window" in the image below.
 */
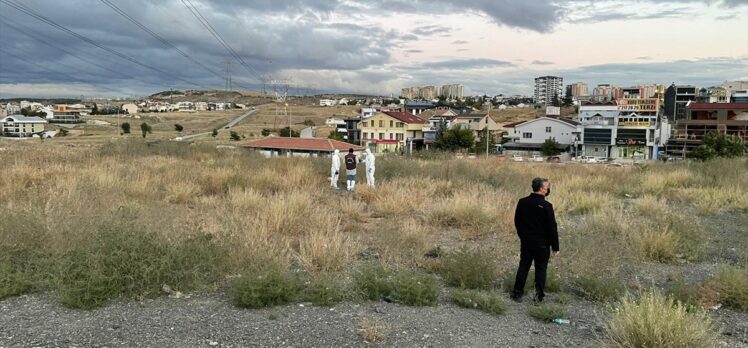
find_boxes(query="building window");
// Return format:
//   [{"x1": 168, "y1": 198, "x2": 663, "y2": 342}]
[
  {"x1": 370, "y1": 132, "x2": 374, "y2": 139},
  {"x1": 379, "y1": 120, "x2": 383, "y2": 127},
  {"x1": 362, "y1": 121, "x2": 367, "y2": 127},
  {"x1": 523, "y1": 132, "x2": 532, "y2": 139},
  {"x1": 397, "y1": 122, "x2": 403, "y2": 128},
  {"x1": 396, "y1": 133, "x2": 404, "y2": 140},
  {"x1": 379, "y1": 133, "x2": 384, "y2": 140},
  {"x1": 389, "y1": 133, "x2": 393, "y2": 139},
  {"x1": 545, "y1": 126, "x2": 552, "y2": 133},
  {"x1": 389, "y1": 120, "x2": 393, "y2": 127}
]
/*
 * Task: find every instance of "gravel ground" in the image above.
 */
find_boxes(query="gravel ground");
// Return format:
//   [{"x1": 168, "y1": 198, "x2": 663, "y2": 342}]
[{"x1": 1, "y1": 292, "x2": 745, "y2": 348}]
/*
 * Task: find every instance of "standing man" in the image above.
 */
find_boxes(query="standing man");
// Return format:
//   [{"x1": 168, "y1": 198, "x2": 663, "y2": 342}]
[
  {"x1": 344, "y1": 148, "x2": 357, "y2": 192},
  {"x1": 330, "y1": 149, "x2": 341, "y2": 189},
  {"x1": 511, "y1": 177, "x2": 559, "y2": 303},
  {"x1": 363, "y1": 148, "x2": 376, "y2": 188}
]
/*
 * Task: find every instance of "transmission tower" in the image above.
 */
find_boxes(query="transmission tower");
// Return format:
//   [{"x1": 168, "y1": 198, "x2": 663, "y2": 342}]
[{"x1": 270, "y1": 79, "x2": 290, "y2": 129}]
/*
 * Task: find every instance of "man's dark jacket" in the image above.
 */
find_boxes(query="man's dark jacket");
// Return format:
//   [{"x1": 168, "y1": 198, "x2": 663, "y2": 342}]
[{"x1": 514, "y1": 193, "x2": 559, "y2": 251}]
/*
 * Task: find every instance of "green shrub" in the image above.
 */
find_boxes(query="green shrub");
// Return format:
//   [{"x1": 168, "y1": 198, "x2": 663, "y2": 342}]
[
  {"x1": 603, "y1": 291, "x2": 719, "y2": 348},
  {"x1": 301, "y1": 273, "x2": 346, "y2": 306},
  {"x1": 55, "y1": 222, "x2": 227, "y2": 309},
  {"x1": 231, "y1": 270, "x2": 299, "y2": 308},
  {"x1": 353, "y1": 263, "x2": 393, "y2": 301},
  {"x1": 0, "y1": 246, "x2": 42, "y2": 299},
  {"x1": 573, "y1": 275, "x2": 624, "y2": 302},
  {"x1": 391, "y1": 272, "x2": 438, "y2": 306},
  {"x1": 451, "y1": 289, "x2": 506, "y2": 316},
  {"x1": 439, "y1": 247, "x2": 498, "y2": 290},
  {"x1": 528, "y1": 304, "x2": 566, "y2": 322},
  {"x1": 710, "y1": 265, "x2": 748, "y2": 311}
]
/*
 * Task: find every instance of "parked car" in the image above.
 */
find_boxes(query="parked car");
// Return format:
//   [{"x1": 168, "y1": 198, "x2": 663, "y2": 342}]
[
  {"x1": 511, "y1": 154, "x2": 524, "y2": 162},
  {"x1": 468, "y1": 153, "x2": 477, "y2": 159},
  {"x1": 546, "y1": 156, "x2": 561, "y2": 163},
  {"x1": 531, "y1": 155, "x2": 545, "y2": 162}
]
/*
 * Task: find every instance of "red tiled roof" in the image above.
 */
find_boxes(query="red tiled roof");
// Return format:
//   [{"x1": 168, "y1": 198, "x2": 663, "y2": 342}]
[
  {"x1": 383, "y1": 111, "x2": 427, "y2": 124},
  {"x1": 687, "y1": 103, "x2": 748, "y2": 110},
  {"x1": 240, "y1": 137, "x2": 364, "y2": 152}
]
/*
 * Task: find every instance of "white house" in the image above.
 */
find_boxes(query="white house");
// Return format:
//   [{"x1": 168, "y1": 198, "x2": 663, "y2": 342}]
[
  {"x1": 1, "y1": 115, "x2": 48, "y2": 137},
  {"x1": 503, "y1": 117, "x2": 580, "y2": 155},
  {"x1": 121, "y1": 103, "x2": 139, "y2": 115},
  {"x1": 319, "y1": 99, "x2": 336, "y2": 106}
]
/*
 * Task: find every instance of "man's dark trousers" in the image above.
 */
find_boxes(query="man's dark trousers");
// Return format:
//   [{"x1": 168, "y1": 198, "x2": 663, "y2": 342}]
[{"x1": 513, "y1": 245, "x2": 550, "y2": 300}]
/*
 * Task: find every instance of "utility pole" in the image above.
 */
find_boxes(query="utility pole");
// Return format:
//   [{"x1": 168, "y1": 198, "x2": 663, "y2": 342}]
[{"x1": 225, "y1": 59, "x2": 231, "y2": 91}]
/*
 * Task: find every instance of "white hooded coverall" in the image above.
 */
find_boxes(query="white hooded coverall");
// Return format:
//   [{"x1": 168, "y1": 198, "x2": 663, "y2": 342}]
[
  {"x1": 364, "y1": 148, "x2": 375, "y2": 187},
  {"x1": 331, "y1": 149, "x2": 341, "y2": 188}
]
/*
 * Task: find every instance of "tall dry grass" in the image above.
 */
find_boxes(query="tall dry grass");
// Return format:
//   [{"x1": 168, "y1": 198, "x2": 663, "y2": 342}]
[{"x1": 0, "y1": 140, "x2": 744, "y2": 310}]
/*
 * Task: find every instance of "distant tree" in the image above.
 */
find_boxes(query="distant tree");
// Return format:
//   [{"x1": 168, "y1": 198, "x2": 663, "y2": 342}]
[
  {"x1": 174, "y1": 124, "x2": 184, "y2": 132},
  {"x1": 551, "y1": 93, "x2": 560, "y2": 107},
  {"x1": 19, "y1": 108, "x2": 46, "y2": 117},
  {"x1": 475, "y1": 128, "x2": 497, "y2": 154},
  {"x1": 261, "y1": 128, "x2": 272, "y2": 136},
  {"x1": 328, "y1": 130, "x2": 344, "y2": 141},
  {"x1": 58, "y1": 128, "x2": 69, "y2": 137},
  {"x1": 541, "y1": 137, "x2": 561, "y2": 156},
  {"x1": 562, "y1": 89, "x2": 574, "y2": 107},
  {"x1": 121, "y1": 122, "x2": 131, "y2": 134},
  {"x1": 347, "y1": 100, "x2": 358, "y2": 105},
  {"x1": 91, "y1": 103, "x2": 99, "y2": 115},
  {"x1": 229, "y1": 131, "x2": 241, "y2": 141},
  {"x1": 302, "y1": 119, "x2": 315, "y2": 126},
  {"x1": 279, "y1": 127, "x2": 300, "y2": 137},
  {"x1": 211, "y1": 129, "x2": 218, "y2": 137},
  {"x1": 692, "y1": 132, "x2": 744, "y2": 160},
  {"x1": 434, "y1": 126, "x2": 475, "y2": 151},
  {"x1": 140, "y1": 122, "x2": 152, "y2": 138}
]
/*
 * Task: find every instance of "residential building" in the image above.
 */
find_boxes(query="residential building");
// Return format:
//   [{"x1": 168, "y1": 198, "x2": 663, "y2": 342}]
[
  {"x1": 576, "y1": 99, "x2": 668, "y2": 160},
  {"x1": 344, "y1": 117, "x2": 363, "y2": 145},
  {"x1": 358, "y1": 111, "x2": 427, "y2": 153},
  {"x1": 195, "y1": 102, "x2": 208, "y2": 111},
  {"x1": 696, "y1": 87, "x2": 730, "y2": 103},
  {"x1": 664, "y1": 84, "x2": 697, "y2": 121},
  {"x1": 666, "y1": 103, "x2": 748, "y2": 158},
  {"x1": 1, "y1": 115, "x2": 47, "y2": 137},
  {"x1": 2, "y1": 103, "x2": 21, "y2": 116},
  {"x1": 404, "y1": 100, "x2": 436, "y2": 116},
  {"x1": 401, "y1": 87, "x2": 421, "y2": 99},
  {"x1": 361, "y1": 108, "x2": 376, "y2": 118},
  {"x1": 451, "y1": 112, "x2": 505, "y2": 144},
  {"x1": 566, "y1": 82, "x2": 589, "y2": 100},
  {"x1": 732, "y1": 90, "x2": 748, "y2": 103},
  {"x1": 47, "y1": 104, "x2": 86, "y2": 123},
  {"x1": 440, "y1": 84, "x2": 465, "y2": 99},
  {"x1": 420, "y1": 86, "x2": 437, "y2": 100},
  {"x1": 534, "y1": 76, "x2": 563, "y2": 105},
  {"x1": 319, "y1": 99, "x2": 336, "y2": 106},
  {"x1": 177, "y1": 101, "x2": 195, "y2": 112},
  {"x1": 241, "y1": 137, "x2": 364, "y2": 158},
  {"x1": 721, "y1": 80, "x2": 748, "y2": 93},
  {"x1": 502, "y1": 117, "x2": 580, "y2": 155},
  {"x1": 591, "y1": 84, "x2": 614, "y2": 102}
]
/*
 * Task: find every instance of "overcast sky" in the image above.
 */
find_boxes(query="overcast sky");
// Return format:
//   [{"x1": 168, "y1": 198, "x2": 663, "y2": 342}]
[{"x1": 0, "y1": 0, "x2": 747, "y2": 98}]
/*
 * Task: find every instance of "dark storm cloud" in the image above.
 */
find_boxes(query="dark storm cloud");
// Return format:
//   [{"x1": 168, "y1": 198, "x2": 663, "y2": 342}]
[{"x1": 420, "y1": 58, "x2": 515, "y2": 70}]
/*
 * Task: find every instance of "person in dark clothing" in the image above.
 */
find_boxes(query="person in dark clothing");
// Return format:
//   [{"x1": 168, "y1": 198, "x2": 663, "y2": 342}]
[
  {"x1": 344, "y1": 148, "x2": 357, "y2": 192},
  {"x1": 511, "y1": 177, "x2": 559, "y2": 303}
]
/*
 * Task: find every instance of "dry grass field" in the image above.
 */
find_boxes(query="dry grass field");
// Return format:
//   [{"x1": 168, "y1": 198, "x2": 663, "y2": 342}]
[{"x1": 1, "y1": 140, "x2": 746, "y2": 346}]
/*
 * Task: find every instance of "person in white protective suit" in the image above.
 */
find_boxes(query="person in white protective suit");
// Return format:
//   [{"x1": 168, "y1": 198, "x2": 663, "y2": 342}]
[
  {"x1": 330, "y1": 149, "x2": 341, "y2": 189},
  {"x1": 363, "y1": 148, "x2": 376, "y2": 187}
]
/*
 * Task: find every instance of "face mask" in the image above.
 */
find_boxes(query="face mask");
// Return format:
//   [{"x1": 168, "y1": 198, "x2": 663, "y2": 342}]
[{"x1": 545, "y1": 186, "x2": 551, "y2": 197}]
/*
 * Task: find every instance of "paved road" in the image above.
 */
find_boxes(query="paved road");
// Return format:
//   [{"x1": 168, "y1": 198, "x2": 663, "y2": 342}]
[{"x1": 177, "y1": 109, "x2": 257, "y2": 141}]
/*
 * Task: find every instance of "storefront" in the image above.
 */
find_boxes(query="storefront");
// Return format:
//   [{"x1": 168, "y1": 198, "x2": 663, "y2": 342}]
[{"x1": 616, "y1": 139, "x2": 648, "y2": 159}]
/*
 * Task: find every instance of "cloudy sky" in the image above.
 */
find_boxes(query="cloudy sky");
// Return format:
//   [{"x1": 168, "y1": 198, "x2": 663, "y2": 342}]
[{"x1": 0, "y1": 0, "x2": 746, "y2": 98}]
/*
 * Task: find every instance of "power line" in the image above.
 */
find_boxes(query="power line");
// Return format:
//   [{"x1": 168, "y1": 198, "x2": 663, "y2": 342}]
[
  {"x1": 98, "y1": 0, "x2": 253, "y2": 91},
  {"x1": 0, "y1": 47, "x2": 123, "y2": 94},
  {"x1": 180, "y1": 0, "x2": 266, "y2": 83},
  {"x1": 0, "y1": 14, "x2": 131, "y2": 80},
  {"x1": 0, "y1": 0, "x2": 207, "y2": 89}
]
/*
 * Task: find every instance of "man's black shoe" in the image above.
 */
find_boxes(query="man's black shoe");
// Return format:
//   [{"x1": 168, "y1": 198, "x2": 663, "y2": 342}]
[
  {"x1": 532, "y1": 294, "x2": 544, "y2": 304},
  {"x1": 510, "y1": 294, "x2": 523, "y2": 303}
]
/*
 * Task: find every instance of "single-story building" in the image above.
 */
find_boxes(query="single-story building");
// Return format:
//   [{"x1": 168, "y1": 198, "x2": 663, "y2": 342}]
[{"x1": 240, "y1": 137, "x2": 364, "y2": 158}]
